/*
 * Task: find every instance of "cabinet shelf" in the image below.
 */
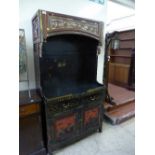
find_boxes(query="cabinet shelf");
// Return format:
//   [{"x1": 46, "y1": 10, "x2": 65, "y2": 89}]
[
  {"x1": 110, "y1": 55, "x2": 131, "y2": 58},
  {"x1": 119, "y1": 38, "x2": 135, "y2": 41},
  {"x1": 109, "y1": 62, "x2": 130, "y2": 67}
]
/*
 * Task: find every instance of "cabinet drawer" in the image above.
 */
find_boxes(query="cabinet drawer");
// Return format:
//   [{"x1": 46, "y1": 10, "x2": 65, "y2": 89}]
[{"x1": 19, "y1": 103, "x2": 40, "y2": 117}]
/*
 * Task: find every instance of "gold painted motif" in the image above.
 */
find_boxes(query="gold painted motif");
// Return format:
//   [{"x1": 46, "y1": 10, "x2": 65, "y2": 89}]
[{"x1": 47, "y1": 15, "x2": 99, "y2": 36}]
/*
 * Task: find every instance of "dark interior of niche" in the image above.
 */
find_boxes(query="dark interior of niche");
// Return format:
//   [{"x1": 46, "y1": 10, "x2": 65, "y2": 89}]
[{"x1": 40, "y1": 34, "x2": 102, "y2": 98}]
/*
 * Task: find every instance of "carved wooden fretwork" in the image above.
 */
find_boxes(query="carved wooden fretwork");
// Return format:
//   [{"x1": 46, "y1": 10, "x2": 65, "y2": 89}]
[
  {"x1": 32, "y1": 10, "x2": 103, "y2": 43},
  {"x1": 47, "y1": 15, "x2": 99, "y2": 37},
  {"x1": 32, "y1": 16, "x2": 41, "y2": 43}
]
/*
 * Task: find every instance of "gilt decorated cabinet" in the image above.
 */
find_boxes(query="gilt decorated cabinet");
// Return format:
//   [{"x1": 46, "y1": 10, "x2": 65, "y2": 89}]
[{"x1": 32, "y1": 10, "x2": 105, "y2": 154}]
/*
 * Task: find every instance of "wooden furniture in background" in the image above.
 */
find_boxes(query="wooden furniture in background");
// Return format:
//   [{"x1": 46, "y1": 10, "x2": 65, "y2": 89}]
[
  {"x1": 104, "y1": 83, "x2": 135, "y2": 125},
  {"x1": 108, "y1": 29, "x2": 135, "y2": 88},
  {"x1": 19, "y1": 90, "x2": 46, "y2": 155}
]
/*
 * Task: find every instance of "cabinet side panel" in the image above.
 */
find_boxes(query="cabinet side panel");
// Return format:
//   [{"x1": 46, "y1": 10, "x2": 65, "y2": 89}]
[{"x1": 33, "y1": 44, "x2": 41, "y2": 90}]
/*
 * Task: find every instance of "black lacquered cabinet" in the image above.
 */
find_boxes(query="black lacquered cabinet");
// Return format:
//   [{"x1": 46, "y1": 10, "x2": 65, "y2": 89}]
[{"x1": 32, "y1": 10, "x2": 105, "y2": 155}]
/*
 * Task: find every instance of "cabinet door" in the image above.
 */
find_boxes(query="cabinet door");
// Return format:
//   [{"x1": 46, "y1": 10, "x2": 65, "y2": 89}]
[
  {"x1": 109, "y1": 63, "x2": 130, "y2": 87},
  {"x1": 114, "y1": 64, "x2": 129, "y2": 84},
  {"x1": 19, "y1": 114, "x2": 44, "y2": 155},
  {"x1": 83, "y1": 106, "x2": 100, "y2": 131},
  {"x1": 47, "y1": 112, "x2": 80, "y2": 145}
]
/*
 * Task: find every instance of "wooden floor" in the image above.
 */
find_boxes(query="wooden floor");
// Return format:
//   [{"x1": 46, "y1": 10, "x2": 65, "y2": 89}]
[{"x1": 104, "y1": 83, "x2": 135, "y2": 125}]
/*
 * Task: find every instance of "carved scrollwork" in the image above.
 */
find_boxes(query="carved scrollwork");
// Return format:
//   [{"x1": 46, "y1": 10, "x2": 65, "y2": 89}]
[
  {"x1": 47, "y1": 15, "x2": 99, "y2": 37},
  {"x1": 32, "y1": 16, "x2": 41, "y2": 43}
]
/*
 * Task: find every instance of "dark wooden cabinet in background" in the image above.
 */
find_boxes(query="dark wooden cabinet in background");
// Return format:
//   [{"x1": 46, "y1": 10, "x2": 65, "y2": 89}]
[
  {"x1": 108, "y1": 29, "x2": 135, "y2": 88},
  {"x1": 19, "y1": 90, "x2": 46, "y2": 155}
]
